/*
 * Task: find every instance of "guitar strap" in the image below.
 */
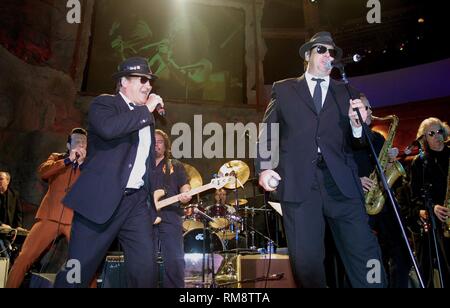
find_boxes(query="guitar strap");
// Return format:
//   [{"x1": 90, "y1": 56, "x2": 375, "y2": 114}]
[{"x1": 163, "y1": 158, "x2": 172, "y2": 194}]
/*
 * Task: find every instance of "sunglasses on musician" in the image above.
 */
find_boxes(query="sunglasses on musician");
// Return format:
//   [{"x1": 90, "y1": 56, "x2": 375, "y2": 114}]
[
  {"x1": 129, "y1": 75, "x2": 154, "y2": 85},
  {"x1": 427, "y1": 128, "x2": 444, "y2": 137},
  {"x1": 312, "y1": 45, "x2": 337, "y2": 58}
]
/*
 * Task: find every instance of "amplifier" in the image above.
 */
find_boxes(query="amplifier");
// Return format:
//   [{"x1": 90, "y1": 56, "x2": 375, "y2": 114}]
[
  {"x1": 0, "y1": 258, "x2": 9, "y2": 288},
  {"x1": 237, "y1": 254, "x2": 296, "y2": 288},
  {"x1": 99, "y1": 254, "x2": 127, "y2": 288}
]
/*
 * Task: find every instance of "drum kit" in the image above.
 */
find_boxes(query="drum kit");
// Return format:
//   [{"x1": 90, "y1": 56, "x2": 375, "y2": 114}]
[{"x1": 181, "y1": 160, "x2": 276, "y2": 287}]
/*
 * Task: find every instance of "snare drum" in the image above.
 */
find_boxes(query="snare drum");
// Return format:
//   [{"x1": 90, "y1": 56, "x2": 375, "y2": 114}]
[{"x1": 216, "y1": 219, "x2": 242, "y2": 241}]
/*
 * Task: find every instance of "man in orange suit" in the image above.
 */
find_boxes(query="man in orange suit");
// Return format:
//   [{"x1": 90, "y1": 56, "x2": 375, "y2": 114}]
[{"x1": 6, "y1": 128, "x2": 87, "y2": 288}]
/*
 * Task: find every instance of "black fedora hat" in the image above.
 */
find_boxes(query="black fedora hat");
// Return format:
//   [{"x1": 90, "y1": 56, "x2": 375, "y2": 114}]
[
  {"x1": 299, "y1": 31, "x2": 343, "y2": 60},
  {"x1": 112, "y1": 57, "x2": 158, "y2": 80}
]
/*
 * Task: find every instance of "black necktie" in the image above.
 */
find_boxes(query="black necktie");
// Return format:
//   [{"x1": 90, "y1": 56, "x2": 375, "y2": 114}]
[{"x1": 312, "y1": 78, "x2": 325, "y2": 113}]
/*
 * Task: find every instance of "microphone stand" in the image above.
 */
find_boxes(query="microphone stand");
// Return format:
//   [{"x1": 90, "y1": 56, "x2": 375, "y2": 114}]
[
  {"x1": 335, "y1": 62, "x2": 425, "y2": 288},
  {"x1": 419, "y1": 153, "x2": 448, "y2": 288},
  {"x1": 422, "y1": 182, "x2": 446, "y2": 287},
  {"x1": 194, "y1": 207, "x2": 217, "y2": 288}
]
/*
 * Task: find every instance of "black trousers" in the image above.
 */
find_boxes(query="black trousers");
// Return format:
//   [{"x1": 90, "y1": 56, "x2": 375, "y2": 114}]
[
  {"x1": 54, "y1": 189, "x2": 158, "y2": 288},
  {"x1": 156, "y1": 210, "x2": 185, "y2": 288},
  {"x1": 281, "y1": 164, "x2": 386, "y2": 288}
]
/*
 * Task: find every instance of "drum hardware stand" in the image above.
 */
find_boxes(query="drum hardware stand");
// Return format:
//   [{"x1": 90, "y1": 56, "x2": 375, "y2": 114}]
[
  {"x1": 193, "y1": 207, "x2": 219, "y2": 288},
  {"x1": 243, "y1": 207, "x2": 273, "y2": 250},
  {"x1": 246, "y1": 223, "x2": 278, "y2": 253},
  {"x1": 230, "y1": 171, "x2": 248, "y2": 249}
]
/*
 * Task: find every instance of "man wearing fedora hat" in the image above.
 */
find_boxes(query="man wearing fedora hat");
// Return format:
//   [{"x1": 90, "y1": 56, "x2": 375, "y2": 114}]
[
  {"x1": 55, "y1": 57, "x2": 163, "y2": 288},
  {"x1": 257, "y1": 31, "x2": 386, "y2": 288}
]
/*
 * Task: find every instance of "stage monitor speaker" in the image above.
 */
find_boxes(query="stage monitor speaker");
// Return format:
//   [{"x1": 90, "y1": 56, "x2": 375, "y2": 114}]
[
  {"x1": 237, "y1": 254, "x2": 296, "y2": 288},
  {"x1": 99, "y1": 254, "x2": 127, "y2": 288},
  {"x1": 0, "y1": 258, "x2": 9, "y2": 288}
]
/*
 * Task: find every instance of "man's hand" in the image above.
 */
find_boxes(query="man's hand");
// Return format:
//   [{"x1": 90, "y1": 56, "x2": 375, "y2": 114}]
[
  {"x1": 348, "y1": 99, "x2": 368, "y2": 127},
  {"x1": 0, "y1": 223, "x2": 12, "y2": 229},
  {"x1": 68, "y1": 149, "x2": 79, "y2": 162},
  {"x1": 146, "y1": 93, "x2": 164, "y2": 113},
  {"x1": 258, "y1": 170, "x2": 281, "y2": 192},
  {"x1": 178, "y1": 192, "x2": 192, "y2": 204},
  {"x1": 434, "y1": 205, "x2": 449, "y2": 223},
  {"x1": 360, "y1": 176, "x2": 376, "y2": 193},
  {"x1": 76, "y1": 147, "x2": 87, "y2": 165},
  {"x1": 69, "y1": 147, "x2": 87, "y2": 165},
  {"x1": 419, "y1": 209, "x2": 428, "y2": 221}
]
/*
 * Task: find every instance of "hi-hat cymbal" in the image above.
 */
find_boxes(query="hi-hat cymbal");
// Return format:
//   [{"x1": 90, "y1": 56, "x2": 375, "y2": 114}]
[
  {"x1": 218, "y1": 160, "x2": 250, "y2": 189},
  {"x1": 227, "y1": 199, "x2": 248, "y2": 206},
  {"x1": 183, "y1": 163, "x2": 203, "y2": 189}
]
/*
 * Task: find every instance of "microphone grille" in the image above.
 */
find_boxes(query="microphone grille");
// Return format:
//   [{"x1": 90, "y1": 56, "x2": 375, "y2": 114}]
[{"x1": 353, "y1": 54, "x2": 362, "y2": 63}]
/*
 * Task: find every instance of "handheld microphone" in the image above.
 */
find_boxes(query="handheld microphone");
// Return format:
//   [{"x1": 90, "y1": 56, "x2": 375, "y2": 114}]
[
  {"x1": 148, "y1": 93, "x2": 166, "y2": 117},
  {"x1": 155, "y1": 104, "x2": 165, "y2": 117},
  {"x1": 72, "y1": 152, "x2": 80, "y2": 169}
]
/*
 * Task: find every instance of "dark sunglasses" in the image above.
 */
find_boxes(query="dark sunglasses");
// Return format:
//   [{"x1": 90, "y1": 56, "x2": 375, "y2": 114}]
[
  {"x1": 427, "y1": 128, "x2": 444, "y2": 137},
  {"x1": 130, "y1": 75, "x2": 153, "y2": 85},
  {"x1": 312, "y1": 45, "x2": 337, "y2": 58}
]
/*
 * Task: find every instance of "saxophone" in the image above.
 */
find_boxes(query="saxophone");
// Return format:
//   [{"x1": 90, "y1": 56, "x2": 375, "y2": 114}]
[
  {"x1": 443, "y1": 157, "x2": 450, "y2": 238},
  {"x1": 365, "y1": 115, "x2": 407, "y2": 215}
]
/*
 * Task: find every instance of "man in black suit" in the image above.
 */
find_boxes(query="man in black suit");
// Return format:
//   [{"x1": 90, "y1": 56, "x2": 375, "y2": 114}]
[
  {"x1": 257, "y1": 32, "x2": 386, "y2": 288},
  {"x1": 0, "y1": 171, "x2": 23, "y2": 229},
  {"x1": 54, "y1": 57, "x2": 164, "y2": 288}
]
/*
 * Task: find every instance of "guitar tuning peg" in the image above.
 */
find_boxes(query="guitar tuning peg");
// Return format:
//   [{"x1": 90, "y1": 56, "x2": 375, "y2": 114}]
[{"x1": 212, "y1": 173, "x2": 218, "y2": 179}]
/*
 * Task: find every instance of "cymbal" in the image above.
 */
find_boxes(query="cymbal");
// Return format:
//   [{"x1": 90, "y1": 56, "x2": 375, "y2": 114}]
[
  {"x1": 183, "y1": 163, "x2": 203, "y2": 189},
  {"x1": 218, "y1": 160, "x2": 250, "y2": 189},
  {"x1": 227, "y1": 199, "x2": 248, "y2": 206}
]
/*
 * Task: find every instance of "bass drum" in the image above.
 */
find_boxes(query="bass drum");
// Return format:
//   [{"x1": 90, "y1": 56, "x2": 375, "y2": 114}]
[{"x1": 183, "y1": 228, "x2": 224, "y2": 253}]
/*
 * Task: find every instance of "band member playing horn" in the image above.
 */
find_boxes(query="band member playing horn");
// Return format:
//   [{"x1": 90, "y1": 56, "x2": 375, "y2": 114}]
[
  {"x1": 152, "y1": 129, "x2": 191, "y2": 288},
  {"x1": 353, "y1": 96, "x2": 410, "y2": 288},
  {"x1": 410, "y1": 117, "x2": 450, "y2": 288}
]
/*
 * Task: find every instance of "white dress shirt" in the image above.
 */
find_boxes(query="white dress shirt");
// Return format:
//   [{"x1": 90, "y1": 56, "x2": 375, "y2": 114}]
[
  {"x1": 304, "y1": 72, "x2": 363, "y2": 151},
  {"x1": 119, "y1": 92, "x2": 151, "y2": 189}
]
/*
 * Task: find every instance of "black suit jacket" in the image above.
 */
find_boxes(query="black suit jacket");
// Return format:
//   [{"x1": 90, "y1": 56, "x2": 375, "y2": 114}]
[
  {"x1": 256, "y1": 75, "x2": 364, "y2": 203},
  {"x1": 0, "y1": 188, "x2": 23, "y2": 228},
  {"x1": 63, "y1": 94, "x2": 156, "y2": 224}
]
